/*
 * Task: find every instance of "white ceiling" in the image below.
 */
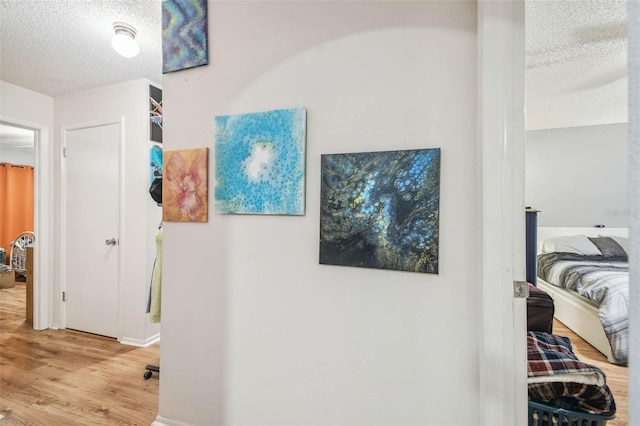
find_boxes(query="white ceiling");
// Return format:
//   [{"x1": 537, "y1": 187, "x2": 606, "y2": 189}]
[
  {"x1": 0, "y1": 0, "x2": 629, "y2": 138},
  {"x1": 0, "y1": 124, "x2": 35, "y2": 153},
  {"x1": 0, "y1": 0, "x2": 162, "y2": 98},
  {"x1": 525, "y1": 0, "x2": 627, "y2": 130}
]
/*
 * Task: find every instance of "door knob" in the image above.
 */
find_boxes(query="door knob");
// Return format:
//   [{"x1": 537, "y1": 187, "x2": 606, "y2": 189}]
[{"x1": 105, "y1": 238, "x2": 117, "y2": 246}]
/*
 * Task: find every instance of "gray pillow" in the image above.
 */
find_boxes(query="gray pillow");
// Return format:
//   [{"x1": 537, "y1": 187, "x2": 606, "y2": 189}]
[
  {"x1": 588, "y1": 236, "x2": 628, "y2": 258},
  {"x1": 607, "y1": 235, "x2": 629, "y2": 255}
]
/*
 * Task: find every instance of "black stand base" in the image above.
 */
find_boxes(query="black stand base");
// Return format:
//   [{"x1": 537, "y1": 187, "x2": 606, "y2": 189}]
[{"x1": 144, "y1": 364, "x2": 160, "y2": 380}]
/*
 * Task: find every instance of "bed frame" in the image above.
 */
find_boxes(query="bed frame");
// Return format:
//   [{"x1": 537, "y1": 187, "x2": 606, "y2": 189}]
[{"x1": 536, "y1": 226, "x2": 628, "y2": 364}]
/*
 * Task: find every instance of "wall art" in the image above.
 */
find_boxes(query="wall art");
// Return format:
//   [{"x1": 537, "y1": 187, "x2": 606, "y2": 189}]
[
  {"x1": 149, "y1": 85, "x2": 163, "y2": 142},
  {"x1": 320, "y1": 148, "x2": 441, "y2": 274},
  {"x1": 162, "y1": 148, "x2": 208, "y2": 222},
  {"x1": 215, "y1": 107, "x2": 306, "y2": 215},
  {"x1": 162, "y1": 0, "x2": 208, "y2": 74},
  {"x1": 150, "y1": 144, "x2": 163, "y2": 185}
]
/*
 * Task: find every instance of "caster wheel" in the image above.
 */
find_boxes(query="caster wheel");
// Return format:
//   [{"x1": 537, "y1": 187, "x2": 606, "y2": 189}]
[{"x1": 144, "y1": 370, "x2": 152, "y2": 380}]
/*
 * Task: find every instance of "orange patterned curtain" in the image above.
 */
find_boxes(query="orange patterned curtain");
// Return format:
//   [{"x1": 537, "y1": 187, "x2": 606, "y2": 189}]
[{"x1": 0, "y1": 163, "x2": 34, "y2": 263}]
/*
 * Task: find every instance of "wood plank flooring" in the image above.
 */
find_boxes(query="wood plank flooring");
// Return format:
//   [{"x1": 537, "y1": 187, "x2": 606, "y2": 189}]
[
  {"x1": 1, "y1": 282, "x2": 629, "y2": 425},
  {"x1": 552, "y1": 319, "x2": 628, "y2": 426},
  {"x1": 0, "y1": 282, "x2": 160, "y2": 425}
]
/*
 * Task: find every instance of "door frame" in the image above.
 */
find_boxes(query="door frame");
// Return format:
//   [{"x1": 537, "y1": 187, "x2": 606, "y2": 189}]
[
  {"x1": 0, "y1": 115, "x2": 52, "y2": 331},
  {"x1": 60, "y1": 118, "x2": 124, "y2": 340},
  {"x1": 628, "y1": 1, "x2": 639, "y2": 422},
  {"x1": 478, "y1": 1, "x2": 527, "y2": 424}
]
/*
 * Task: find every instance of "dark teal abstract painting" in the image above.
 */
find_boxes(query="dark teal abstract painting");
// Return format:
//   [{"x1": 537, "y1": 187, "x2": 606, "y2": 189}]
[
  {"x1": 320, "y1": 148, "x2": 441, "y2": 274},
  {"x1": 215, "y1": 108, "x2": 307, "y2": 215},
  {"x1": 162, "y1": 0, "x2": 208, "y2": 74}
]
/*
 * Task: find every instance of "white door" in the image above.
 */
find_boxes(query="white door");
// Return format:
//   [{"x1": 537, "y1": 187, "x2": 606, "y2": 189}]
[{"x1": 63, "y1": 122, "x2": 120, "y2": 338}]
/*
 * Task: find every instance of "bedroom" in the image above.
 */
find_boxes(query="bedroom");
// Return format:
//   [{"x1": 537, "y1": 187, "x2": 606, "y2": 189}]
[
  {"x1": 525, "y1": 1, "x2": 630, "y2": 424},
  {"x1": 0, "y1": 123, "x2": 35, "y2": 292}
]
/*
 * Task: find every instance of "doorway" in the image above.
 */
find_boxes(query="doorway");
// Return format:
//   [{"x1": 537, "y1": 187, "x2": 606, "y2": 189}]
[
  {"x1": 0, "y1": 123, "x2": 35, "y2": 323},
  {"x1": 523, "y1": 1, "x2": 630, "y2": 424},
  {"x1": 0, "y1": 113, "x2": 55, "y2": 335}
]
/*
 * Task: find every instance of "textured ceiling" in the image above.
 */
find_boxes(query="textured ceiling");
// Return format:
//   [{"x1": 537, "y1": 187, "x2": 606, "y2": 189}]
[
  {"x1": 0, "y1": 0, "x2": 629, "y2": 134},
  {"x1": 0, "y1": 0, "x2": 162, "y2": 98},
  {"x1": 525, "y1": 0, "x2": 627, "y2": 130}
]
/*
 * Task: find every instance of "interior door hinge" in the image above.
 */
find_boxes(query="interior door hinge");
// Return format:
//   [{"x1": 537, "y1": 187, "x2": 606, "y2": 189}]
[
  {"x1": 63, "y1": 147, "x2": 68, "y2": 158},
  {"x1": 513, "y1": 281, "x2": 529, "y2": 298},
  {"x1": 62, "y1": 291, "x2": 66, "y2": 302}
]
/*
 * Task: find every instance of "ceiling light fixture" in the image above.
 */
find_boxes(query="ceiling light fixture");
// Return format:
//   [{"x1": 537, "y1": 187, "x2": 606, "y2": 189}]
[{"x1": 112, "y1": 22, "x2": 139, "y2": 58}]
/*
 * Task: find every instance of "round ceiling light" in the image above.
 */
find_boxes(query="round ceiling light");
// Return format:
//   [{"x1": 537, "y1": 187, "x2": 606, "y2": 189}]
[{"x1": 112, "y1": 22, "x2": 139, "y2": 58}]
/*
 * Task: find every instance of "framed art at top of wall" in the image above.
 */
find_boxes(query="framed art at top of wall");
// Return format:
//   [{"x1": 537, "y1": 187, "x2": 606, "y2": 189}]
[
  {"x1": 320, "y1": 148, "x2": 441, "y2": 274},
  {"x1": 162, "y1": 0, "x2": 208, "y2": 74},
  {"x1": 162, "y1": 148, "x2": 208, "y2": 223},
  {"x1": 215, "y1": 107, "x2": 307, "y2": 215}
]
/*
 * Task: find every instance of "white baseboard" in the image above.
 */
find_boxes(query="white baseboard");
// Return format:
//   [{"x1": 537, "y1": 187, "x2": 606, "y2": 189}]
[
  {"x1": 50, "y1": 323, "x2": 60, "y2": 330},
  {"x1": 152, "y1": 414, "x2": 193, "y2": 426},
  {"x1": 145, "y1": 332, "x2": 161, "y2": 347},
  {"x1": 120, "y1": 332, "x2": 161, "y2": 348}
]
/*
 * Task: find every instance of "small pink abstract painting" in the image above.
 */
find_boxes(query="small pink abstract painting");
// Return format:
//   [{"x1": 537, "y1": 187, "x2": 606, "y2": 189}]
[{"x1": 163, "y1": 148, "x2": 208, "y2": 222}]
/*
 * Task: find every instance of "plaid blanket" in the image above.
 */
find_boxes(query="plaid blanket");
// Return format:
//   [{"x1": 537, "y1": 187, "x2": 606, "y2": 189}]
[{"x1": 527, "y1": 331, "x2": 616, "y2": 415}]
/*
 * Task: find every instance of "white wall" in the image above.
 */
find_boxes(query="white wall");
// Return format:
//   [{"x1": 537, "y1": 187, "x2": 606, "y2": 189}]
[
  {"x1": 158, "y1": 2, "x2": 479, "y2": 425},
  {"x1": 0, "y1": 147, "x2": 34, "y2": 166},
  {"x1": 0, "y1": 81, "x2": 54, "y2": 126},
  {"x1": 525, "y1": 123, "x2": 628, "y2": 227},
  {"x1": 55, "y1": 79, "x2": 161, "y2": 345}
]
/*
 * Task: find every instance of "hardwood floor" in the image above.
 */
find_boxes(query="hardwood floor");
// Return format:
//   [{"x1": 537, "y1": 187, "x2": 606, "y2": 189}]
[
  {"x1": 1, "y1": 282, "x2": 628, "y2": 425},
  {"x1": 0, "y1": 282, "x2": 160, "y2": 425},
  {"x1": 552, "y1": 319, "x2": 628, "y2": 426}
]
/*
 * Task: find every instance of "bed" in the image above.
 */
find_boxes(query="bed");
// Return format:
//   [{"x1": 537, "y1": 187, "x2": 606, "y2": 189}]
[{"x1": 536, "y1": 227, "x2": 628, "y2": 365}]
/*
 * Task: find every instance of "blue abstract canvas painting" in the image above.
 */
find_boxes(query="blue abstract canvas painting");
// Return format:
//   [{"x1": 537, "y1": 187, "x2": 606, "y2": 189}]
[
  {"x1": 320, "y1": 148, "x2": 441, "y2": 274},
  {"x1": 215, "y1": 108, "x2": 307, "y2": 215},
  {"x1": 162, "y1": 0, "x2": 208, "y2": 74},
  {"x1": 150, "y1": 144, "x2": 163, "y2": 185}
]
